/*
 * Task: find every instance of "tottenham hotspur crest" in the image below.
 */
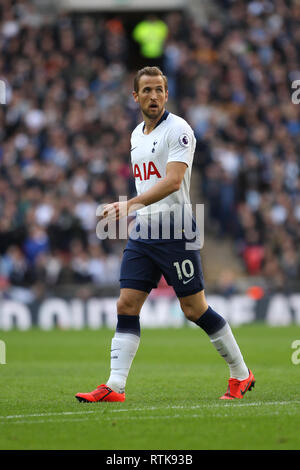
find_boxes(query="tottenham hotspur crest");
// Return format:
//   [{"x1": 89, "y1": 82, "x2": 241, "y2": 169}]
[{"x1": 152, "y1": 141, "x2": 158, "y2": 153}]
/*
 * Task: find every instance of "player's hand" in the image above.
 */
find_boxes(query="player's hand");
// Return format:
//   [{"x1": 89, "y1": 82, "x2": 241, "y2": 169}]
[{"x1": 100, "y1": 201, "x2": 129, "y2": 221}]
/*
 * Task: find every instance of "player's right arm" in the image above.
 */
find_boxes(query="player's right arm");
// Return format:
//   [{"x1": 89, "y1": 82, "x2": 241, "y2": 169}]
[
  {"x1": 128, "y1": 160, "x2": 187, "y2": 208},
  {"x1": 100, "y1": 161, "x2": 188, "y2": 221}
]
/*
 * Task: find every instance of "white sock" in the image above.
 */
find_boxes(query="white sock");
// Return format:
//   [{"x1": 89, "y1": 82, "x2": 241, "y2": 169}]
[
  {"x1": 209, "y1": 323, "x2": 249, "y2": 380},
  {"x1": 106, "y1": 332, "x2": 140, "y2": 393}
]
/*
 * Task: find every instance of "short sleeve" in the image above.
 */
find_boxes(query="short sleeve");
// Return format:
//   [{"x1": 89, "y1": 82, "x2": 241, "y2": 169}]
[{"x1": 167, "y1": 124, "x2": 195, "y2": 168}]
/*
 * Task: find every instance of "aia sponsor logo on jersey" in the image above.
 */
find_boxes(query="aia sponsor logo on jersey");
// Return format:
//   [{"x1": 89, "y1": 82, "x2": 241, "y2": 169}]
[{"x1": 133, "y1": 161, "x2": 162, "y2": 181}]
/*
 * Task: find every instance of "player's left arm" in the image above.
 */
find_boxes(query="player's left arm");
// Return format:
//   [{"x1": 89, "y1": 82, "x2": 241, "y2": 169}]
[{"x1": 101, "y1": 161, "x2": 187, "y2": 221}]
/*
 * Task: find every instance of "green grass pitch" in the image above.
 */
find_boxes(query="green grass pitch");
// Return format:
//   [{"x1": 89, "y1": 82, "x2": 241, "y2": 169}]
[{"x1": 0, "y1": 325, "x2": 299, "y2": 450}]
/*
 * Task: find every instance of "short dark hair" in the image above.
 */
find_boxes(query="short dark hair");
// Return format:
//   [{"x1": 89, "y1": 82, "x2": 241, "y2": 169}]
[{"x1": 134, "y1": 66, "x2": 168, "y2": 93}]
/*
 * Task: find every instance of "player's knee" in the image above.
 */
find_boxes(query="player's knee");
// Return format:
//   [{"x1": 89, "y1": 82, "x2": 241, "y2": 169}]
[
  {"x1": 117, "y1": 298, "x2": 140, "y2": 316},
  {"x1": 181, "y1": 305, "x2": 200, "y2": 322},
  {"x1": 180, "y1": 298, "x2": 208, "y2": 321}
]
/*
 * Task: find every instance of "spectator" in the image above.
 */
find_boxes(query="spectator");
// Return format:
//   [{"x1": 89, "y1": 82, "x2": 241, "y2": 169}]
[{"x1": 132, "y1": 15, "x2": 168, "y2": 64}]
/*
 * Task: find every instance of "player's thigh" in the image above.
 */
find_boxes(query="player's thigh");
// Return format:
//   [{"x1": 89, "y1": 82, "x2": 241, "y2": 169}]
[
  {"x1": 120, "y1": 244, "x2": 162, "y2": 292},
  {"x1": 178, "y1": 289, "x2": 208, "y2": 321},
  {"x1": 154, "y1": 243, "x2": 205, "y2": 298},
  {"x1": 117, "y1": 288, "x2": 149, "y2": 316}
]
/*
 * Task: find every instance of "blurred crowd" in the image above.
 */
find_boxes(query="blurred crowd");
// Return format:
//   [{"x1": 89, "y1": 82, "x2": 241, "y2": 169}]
[
  {"x1": 0, "y1": 0, "x2": 299, "y2": 300},
  {"x1": 166, "y1": 0, "x2": 300, "y2": 291}
]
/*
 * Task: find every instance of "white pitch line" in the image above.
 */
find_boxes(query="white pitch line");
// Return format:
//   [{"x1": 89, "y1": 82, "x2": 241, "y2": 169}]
[
  {"x1": 0, "y1": 400, "x2": 299, "y2": 422},
  {"x1": 0, "y1": 414, "x2": 232, "y2": 425},
  {"x1": 0, "y1": 408, "x2": 297, "y2": 426},
  {"x1": 1, "y1": 410, "x2": 97, "y2": 420}
]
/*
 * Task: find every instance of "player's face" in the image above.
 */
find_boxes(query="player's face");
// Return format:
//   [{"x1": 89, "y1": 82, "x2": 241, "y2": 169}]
[{"x1": 133, "y1": 75, "x2": 168, "y2": 120}]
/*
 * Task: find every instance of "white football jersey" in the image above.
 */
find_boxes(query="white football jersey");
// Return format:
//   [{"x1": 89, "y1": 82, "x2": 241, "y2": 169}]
[{"x1": 130, "y1": 111, "x2": 196, "y2": 218}]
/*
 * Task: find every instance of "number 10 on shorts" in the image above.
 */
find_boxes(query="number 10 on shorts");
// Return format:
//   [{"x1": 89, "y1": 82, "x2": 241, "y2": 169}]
[{"x1": 173, "y1": 259, "x2": 194, "y2": 280}]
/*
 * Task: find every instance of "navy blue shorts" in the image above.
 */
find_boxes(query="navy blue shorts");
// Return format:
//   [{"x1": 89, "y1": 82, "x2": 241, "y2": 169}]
[{"x1": 119, "y1": 238, "x2": 205, "y2": 298}]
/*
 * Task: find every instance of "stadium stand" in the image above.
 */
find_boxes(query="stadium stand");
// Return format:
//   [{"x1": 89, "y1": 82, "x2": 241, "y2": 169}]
[{"x1": 0, "y1": 0, "x2": 299, "y2": 303}]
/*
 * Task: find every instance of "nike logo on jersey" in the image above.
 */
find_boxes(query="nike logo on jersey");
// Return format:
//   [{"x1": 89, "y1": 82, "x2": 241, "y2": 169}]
[
  {"x1": 182, "y1": 277, "x2": 195, "y2": 285},
  {"x1": 130, "y1": 147, "x2": 137, "y2": 152}
]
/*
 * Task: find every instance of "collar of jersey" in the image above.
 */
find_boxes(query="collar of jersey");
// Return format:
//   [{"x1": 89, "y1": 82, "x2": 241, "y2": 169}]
[{"x1": 142, "y1": 110, "x2": 169, "y2": 134}]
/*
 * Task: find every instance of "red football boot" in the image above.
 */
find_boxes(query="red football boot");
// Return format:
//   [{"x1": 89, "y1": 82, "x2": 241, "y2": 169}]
[
  {"x1": 220, "y1": 370, "x2": 255, "y2": 400},
  {"x1": 75, "y1": 384, "x2": 125, "y2": 403}
]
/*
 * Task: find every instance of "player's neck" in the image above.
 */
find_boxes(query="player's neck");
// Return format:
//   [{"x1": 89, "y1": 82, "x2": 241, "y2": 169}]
[{"x1": 142, "y1": 108, "x2": 166, "y2": 135}]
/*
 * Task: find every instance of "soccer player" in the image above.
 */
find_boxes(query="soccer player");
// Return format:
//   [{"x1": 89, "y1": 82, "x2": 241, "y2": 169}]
[{"x1": 75, "y1": 67, "x2": 255, "y2": 403}]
